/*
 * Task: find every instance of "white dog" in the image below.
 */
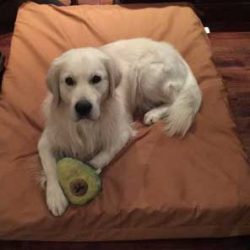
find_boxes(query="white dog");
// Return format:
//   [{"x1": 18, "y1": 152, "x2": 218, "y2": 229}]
[{"x1": 38, "y1": 38, "x2": 202, "y2": 216}]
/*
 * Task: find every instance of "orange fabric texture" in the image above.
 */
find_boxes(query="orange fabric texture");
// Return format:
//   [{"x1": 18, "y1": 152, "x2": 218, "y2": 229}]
[
  {"x1": 77, "y1": 0, "x2": 113, "y2": 4},
  {"x1": 0, "y1": 3, "x2": 250, "y2": 241},
  {"x1": 60, "y1": 0, "x2": 113, "y2": 5}
]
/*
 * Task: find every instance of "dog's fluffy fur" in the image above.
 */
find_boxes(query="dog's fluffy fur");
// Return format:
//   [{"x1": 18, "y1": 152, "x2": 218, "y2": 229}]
[{"x1": 38, "y1": 38, "x2": 202, "y2": 216}]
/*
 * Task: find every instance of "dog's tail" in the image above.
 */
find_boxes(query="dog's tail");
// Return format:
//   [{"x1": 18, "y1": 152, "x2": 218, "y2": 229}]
[{"x1": 164, "y1": 72, "x2": 202, "y2": 137}]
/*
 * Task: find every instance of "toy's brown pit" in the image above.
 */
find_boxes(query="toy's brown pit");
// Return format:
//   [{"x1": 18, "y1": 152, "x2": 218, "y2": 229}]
[{"x1": 70, "y1": 178, "x2": 88, "y2": 196}]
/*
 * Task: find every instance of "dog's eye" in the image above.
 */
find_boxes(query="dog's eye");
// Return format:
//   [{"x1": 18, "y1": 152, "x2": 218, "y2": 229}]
[
  {"x1": 90, "y1": 75, "x2": 102, "y2": 84},
  {"x1": 65, "y1": 77, "x2": 75, "y2": 86}
]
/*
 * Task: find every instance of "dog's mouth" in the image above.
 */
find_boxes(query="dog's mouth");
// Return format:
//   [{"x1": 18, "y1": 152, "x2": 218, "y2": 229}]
[
  {"x1": 74, "y1": 112, "x2": 100, "y2": 122},
  {"x1": 75, "y1": 115, "x2": 93, "y2": 122}
]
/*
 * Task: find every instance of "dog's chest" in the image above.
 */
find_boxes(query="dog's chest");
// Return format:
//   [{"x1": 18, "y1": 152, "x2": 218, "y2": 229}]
[{"x1": 55, "y1": 122, "x2": 103, "y2": 162}]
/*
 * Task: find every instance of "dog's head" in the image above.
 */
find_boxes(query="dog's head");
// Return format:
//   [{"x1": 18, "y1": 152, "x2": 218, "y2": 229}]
[{"x1": 47, "y1": 48, "x2": 121, "y2": 121}]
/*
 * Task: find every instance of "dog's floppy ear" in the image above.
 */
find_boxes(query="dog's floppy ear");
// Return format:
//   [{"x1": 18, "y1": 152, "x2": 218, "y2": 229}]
[
  {"x1": 46, "y1": 57, "x2": 62, "y2": 106},
  {"x1": 105, "y1": 55, "x2": 121, "y2": 97}
]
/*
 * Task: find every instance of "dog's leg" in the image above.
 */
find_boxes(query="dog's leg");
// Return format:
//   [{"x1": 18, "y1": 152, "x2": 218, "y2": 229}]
[
  {"x1": 38, "y1": 134, "x2": 68, "y2": 216},
  {"x1": 143, "y1": 105, "x2": 169, "y2": 126},
  {"x1": 89, "y1": 129, "x2": 133, "y2": 172}
]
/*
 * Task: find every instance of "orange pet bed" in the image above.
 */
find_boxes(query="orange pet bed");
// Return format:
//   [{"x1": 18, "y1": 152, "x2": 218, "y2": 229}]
[{"x1": 0, "y1": 2, "x2": 250, "y2": 241}]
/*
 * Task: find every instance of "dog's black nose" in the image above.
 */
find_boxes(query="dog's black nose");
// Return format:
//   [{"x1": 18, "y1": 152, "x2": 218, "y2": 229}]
[{"x1": 75, "y1": 100, "x2": 92, "y2": 117}]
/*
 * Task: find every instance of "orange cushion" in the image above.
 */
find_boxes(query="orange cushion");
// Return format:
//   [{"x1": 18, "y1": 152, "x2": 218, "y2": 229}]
[{"x1": 1, "y1": 2, "x2": 250, "y2": 241}]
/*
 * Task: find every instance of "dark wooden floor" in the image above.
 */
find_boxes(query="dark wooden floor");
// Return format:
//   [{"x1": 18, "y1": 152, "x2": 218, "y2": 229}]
[
  {"x1": 209, "y1": 32, "x2": 250, "y2": 160},
  {"x1": 0, "y1": 32, "x2": 250, "y2": 248},
  {"x1": 0, "y1": 236, "x2": 249, "y2": 250}
]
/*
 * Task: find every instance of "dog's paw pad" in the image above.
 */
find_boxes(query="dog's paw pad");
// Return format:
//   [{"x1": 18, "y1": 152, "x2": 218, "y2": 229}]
[{"x1": 143, "y1": 110, "x2": 162, "y2": 125}]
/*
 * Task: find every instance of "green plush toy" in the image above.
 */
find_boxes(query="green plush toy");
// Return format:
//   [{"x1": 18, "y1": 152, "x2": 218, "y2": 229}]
[{"x1": 57, "y1": 158, "x2": 101, "y2": 205}]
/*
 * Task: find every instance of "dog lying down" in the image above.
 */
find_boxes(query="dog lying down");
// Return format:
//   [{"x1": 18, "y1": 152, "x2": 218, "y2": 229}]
[{"x1": 38, "y1": 38, "x2": 202, "y2": 216}]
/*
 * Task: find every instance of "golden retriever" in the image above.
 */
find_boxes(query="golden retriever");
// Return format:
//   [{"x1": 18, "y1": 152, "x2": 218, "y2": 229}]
[{"x1": 38, "y1": 38, "x2": 202, "y2": 216}]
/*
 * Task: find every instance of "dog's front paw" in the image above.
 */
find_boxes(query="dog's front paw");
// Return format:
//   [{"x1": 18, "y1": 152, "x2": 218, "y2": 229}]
[
  {"x1": 144, "y1": 109, "x2": 163, "y2": 125},
  {"x1": 89, "y1": 158, "x2": 104, "y2": 172},
  {"x1": 46, "y1": 182, "x2": 69, "y2": 216}
]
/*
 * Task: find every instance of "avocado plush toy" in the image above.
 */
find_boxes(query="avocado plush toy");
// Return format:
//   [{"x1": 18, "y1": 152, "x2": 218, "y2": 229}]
[{"x1": 57, "y1": 158, "x2": 101, "y2": 205}]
